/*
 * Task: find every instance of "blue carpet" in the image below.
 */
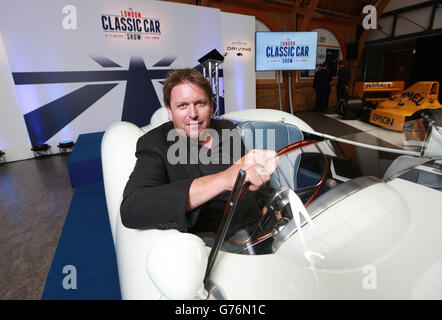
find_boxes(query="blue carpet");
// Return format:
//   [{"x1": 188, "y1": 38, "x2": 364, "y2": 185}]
[
  {"x1": 67, "y1": 132, "x2": 104, "y2": 188},
  {"x1": 42, "y1": 182, "x2": 121, "y2": 300}
]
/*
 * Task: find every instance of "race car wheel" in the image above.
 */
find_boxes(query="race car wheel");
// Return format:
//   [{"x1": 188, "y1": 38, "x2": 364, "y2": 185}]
[
  {"x1": 358, "y1": 104, "x2": 374, "y2": 123},
  {"x1": 337, "y1": 98, "x2": 346, "y2": 116},
  {"x1": 338, "y1": 97, "x2": 363, "y2": 120}
]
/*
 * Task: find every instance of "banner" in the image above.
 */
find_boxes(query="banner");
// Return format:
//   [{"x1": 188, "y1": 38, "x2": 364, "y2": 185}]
[{"x1": 0, "y1": 0, "x2": 222, "y2": 148}]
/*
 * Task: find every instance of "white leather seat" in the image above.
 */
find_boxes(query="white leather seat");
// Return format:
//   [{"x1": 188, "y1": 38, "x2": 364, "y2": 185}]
[
  {"x1": 101, "y1": 108, "x2": 310, "y2": 299},
  {"x1": 102, "y1": 121, "x2": 161, "y2": 299},
  {"x1": 141, "y1": 107, "x2": 169, "y2": 132},
  {"x1": 102, "y1": 120, "x2": 206, "y2": 299},
  {"x1": 235, "y1": 121, "x2": 304, "y2": 190},
  {"x1": 102, "y1": 121, "x2": 144, "y2": 240}
]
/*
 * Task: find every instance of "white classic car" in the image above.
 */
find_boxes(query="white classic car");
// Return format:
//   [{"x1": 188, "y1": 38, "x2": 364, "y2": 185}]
[{"x1": 101, "y1": 107, "x2": 442, "y2": 300}]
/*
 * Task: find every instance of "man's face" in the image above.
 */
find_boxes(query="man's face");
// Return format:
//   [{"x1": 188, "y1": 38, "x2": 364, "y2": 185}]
[{"x1": 166, "y1": 81, "x2": 212, "y2": 139}]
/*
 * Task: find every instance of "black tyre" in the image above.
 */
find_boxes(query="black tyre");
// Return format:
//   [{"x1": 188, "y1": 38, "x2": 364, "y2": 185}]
[
  {"x1": 339, "y1": 97, "x2": 363, "y2": 120},
  {"x1": 337, "y1": 98, "x2": 346, "y2": 116},
  {"x1": 358, "y1": 101, "x2": 375, "y2": 123}
]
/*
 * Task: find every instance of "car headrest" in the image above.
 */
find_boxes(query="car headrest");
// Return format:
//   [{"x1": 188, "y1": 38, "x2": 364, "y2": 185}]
[{"x1": 151, "y1": 107, "x2": 170, "y2": 126}]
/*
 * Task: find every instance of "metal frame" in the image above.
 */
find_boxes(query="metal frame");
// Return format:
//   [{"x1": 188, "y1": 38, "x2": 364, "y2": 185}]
[
  {"x1": 200, "y1": 59, "x2": 223, "y2": 116},
  {"x1": 367, "y1": 0, "x2": 442, "y2": 46}
]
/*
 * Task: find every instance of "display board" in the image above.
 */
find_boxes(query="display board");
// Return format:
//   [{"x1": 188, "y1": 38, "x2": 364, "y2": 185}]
[
  {"x1": 0, "y1": 0, "x2": 230, "y2": 161},
  {"x1": 255, "y1": 32, "x2": 318, "y2": 71}
]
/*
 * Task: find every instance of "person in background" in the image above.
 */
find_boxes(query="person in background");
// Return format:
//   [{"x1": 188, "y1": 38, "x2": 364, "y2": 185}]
[
  {"x1": 337, "y1": 60, "x2": 351, "y2": 104},
  {"x1": 313, "y1": 62, "x2": 332, "y2": 113},
  {"x1": 313, "y1": 64, "x2": 323, "y2": 112}
]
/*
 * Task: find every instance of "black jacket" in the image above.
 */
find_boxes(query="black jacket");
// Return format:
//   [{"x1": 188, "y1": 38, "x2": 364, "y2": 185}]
[
  {"x1": 337, "y1": 66, "x2": 350, "y2": 87},
  {"x1": 313, "y1": 67, "x2": 332, "y2": 93},
  {"x1": 120, "y1": 119, "x2": 261, "y2": 234}
]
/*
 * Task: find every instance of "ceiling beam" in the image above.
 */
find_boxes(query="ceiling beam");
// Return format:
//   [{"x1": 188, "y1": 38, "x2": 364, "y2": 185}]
[
  {"x1": 300, "y1": 0, "x2": 320, "y2": 31},
  {"x1": 315, "y1": 7, "x2": 361, "y2": 21},
  {"x1": 349, "y1": 0, "x2": 391, "y2": 93},
  {"x1": 356, "y1": 0, "x2": 391, "y2": 60},
  {"x1": 381, "y1": 0, "x2": 441, "y2": 18}
]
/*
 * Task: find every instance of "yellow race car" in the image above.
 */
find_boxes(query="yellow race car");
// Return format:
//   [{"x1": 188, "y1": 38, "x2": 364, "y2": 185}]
[{"x1": 338, "y1": 81, "x2": 442, "y2": 132}]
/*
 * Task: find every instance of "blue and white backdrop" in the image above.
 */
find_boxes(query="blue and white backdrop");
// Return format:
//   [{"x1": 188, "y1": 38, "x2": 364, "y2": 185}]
[{"x1": 0, "y1": 0, "x2": 255, "y2": 162}]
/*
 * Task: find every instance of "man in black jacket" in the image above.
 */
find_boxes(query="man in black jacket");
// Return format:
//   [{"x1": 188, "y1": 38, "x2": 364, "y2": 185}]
[
  {"x1": 337, "y1": 60, "x2": 351, "y2": 104},
  {"x1": 313, "y1": 62, "x2": 332, "y2": 113},
  {"x1": 120, "y1": 69, "x2": 278, "y2": 236}
]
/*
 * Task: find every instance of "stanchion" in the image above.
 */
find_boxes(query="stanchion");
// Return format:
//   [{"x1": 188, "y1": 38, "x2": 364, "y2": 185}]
[{"x1": 198, "y1": 49, "x2": 224, "y2": 116}]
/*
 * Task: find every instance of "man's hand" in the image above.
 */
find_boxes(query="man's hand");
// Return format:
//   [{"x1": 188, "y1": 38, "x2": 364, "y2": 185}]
[
  {"x1": 223, "y1": 149, "x2": 279, "y2": 191},
  {"x1": 186, "y1": 149, "x2": 279, "y2": 212}
]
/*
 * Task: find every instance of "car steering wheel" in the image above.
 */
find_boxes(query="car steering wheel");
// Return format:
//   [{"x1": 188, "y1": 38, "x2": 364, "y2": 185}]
[
  {"x1": 276, "y1": 140, "x2": 331, "y2": 206},
  {"x1": 243, "y1": 140, "x2": 331, "y2": 247},
  {"x1": 231, "y1": 140, "x2": 332, "y2": 249}
]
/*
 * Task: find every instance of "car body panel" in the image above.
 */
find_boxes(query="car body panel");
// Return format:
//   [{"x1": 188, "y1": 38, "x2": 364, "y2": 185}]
[
  {"x1": 210, "y1": 178, "x2": 442, "y2": 299},
  {"x1": 102, "y1": 108, "x2": 442, "y2": 300},
  {"x1": 354, "y1": 81, "x2": 405, "y2": 104},
  {"x1": 222, "y1": 108, "x2": 315, "y2": 134}
]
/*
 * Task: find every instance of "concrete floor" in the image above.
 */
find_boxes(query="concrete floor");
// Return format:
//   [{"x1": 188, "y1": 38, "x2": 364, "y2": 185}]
[
  {"x1": 0, "y1": 155, "x2": 73, "y2": 299},
  {"x1": 295, "y1": 110, "x2": 360, "y2": 137}
]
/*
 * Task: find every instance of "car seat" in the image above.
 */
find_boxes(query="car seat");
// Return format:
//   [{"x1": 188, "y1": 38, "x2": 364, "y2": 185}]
[{"x1": 235, "y1": 121, "x2": 304, "y2": 190}]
